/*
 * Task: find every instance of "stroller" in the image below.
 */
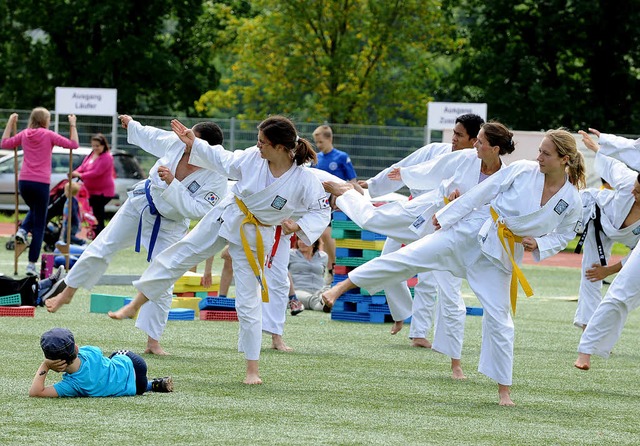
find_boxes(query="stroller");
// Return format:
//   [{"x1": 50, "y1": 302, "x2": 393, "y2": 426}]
[{"x1": 42, "y1": 179, "x2": 98, "y2": 252}]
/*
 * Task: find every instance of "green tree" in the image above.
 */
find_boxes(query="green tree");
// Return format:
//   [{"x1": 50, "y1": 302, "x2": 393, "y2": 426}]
[
  {"x1": 196, "y1": 0, "x2": 457, "y2": 125},
  {"x1": 444, "y1": 0, "x2": 640, "y2": 133}
]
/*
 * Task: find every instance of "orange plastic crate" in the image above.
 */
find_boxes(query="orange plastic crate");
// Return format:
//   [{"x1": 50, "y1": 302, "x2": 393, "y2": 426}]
[
  {"x1": 199, "y1": 310, "x2": 238, "y2": 322},
  {"x1": 0, "y1": 306, "x2": 35, "y2": 317}
]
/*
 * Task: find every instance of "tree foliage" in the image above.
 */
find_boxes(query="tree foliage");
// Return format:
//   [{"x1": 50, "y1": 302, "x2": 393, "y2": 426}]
[
  {"x1": 195, "y1": 0, "x2": 458, "y2": 125},
  {"x1": 443, "y1": 0, "x2": 640, "y2": 133}
]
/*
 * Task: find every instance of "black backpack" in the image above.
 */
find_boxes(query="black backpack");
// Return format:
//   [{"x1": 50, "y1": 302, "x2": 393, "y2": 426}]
[{"x1": 0, "y1": 275, "x2": 38, "y2": 306}]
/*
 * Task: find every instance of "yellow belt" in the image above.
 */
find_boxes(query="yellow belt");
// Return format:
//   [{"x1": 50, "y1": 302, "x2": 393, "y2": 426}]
[
  {"x1": 443, "y1": 197, "x2": 451, "y2": 205},
  {"x1": 490, "y1": 207, "x2": 533, "y2": 314},
  {"x1": 235, "y1": 197, "x2": 269, "y2": 302}
]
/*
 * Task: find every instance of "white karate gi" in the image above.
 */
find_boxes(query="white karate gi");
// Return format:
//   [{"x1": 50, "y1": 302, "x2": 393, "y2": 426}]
[
  {"x1": 64, "y1": 120, "x2": 228, "y2": 341},
  {"x1": 133, "y1": 142, "x2": 329, "y2": 361},
  {"x1": 348, "y1": 160, "x2": 582, "y2": 385},
  {"x1": 364, "y1": 142, "x2": 453, "y2": 339},
  {"x1": 574, "y1": 151, "x2": 640, "y2": 328},
  {"x1": 597, "y1": 133, "x2": 640, "y2": 171}
]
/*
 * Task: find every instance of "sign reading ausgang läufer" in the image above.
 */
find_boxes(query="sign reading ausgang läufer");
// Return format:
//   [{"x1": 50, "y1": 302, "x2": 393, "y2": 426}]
[
  {"x1": 427, "y1": 102, "x2": 487, "y2": 130},
  {"x1": 55, "y1": 87, "x2": 117, "y2": 116}
]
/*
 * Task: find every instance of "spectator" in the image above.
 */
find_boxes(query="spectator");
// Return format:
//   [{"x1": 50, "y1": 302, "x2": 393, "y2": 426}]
[{"x1": 288, "y1": 238, "x2": 329, "y2": 312}]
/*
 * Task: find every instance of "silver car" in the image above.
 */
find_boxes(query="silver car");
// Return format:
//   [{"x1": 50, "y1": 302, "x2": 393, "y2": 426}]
[{"x1": 0, "y1": 146, "x2": 146, "y2": 213}]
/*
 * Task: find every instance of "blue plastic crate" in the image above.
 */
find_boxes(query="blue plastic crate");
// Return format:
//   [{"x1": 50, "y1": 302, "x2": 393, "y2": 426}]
[
  {"x1": 466, "y1": 306, "x2": 483, "y2": 316},
  {"x1": 199, "y1": 297, "x2": 236, "y2": 311},
  {"x1": 360, "y1": 230, "x2": 386, "y2": 241},
  {"x1": 332, "y1": 211, "x2": 350, "y2": 221},
  {"x1": 168, "y1": 308, "x2": 195, "y2": 320},
  {"x1": 331, "y1": 311, "x2": 388, "y2": 324}
]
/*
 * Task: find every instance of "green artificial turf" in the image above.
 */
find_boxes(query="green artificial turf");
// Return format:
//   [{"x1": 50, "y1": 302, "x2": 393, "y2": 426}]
[{"x1": 1, "y1": 237, "x2": 639, "y2": 445}]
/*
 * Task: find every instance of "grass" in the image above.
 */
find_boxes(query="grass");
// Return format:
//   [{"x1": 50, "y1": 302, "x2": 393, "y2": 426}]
[{"x1": 1, "y1": 236, "x2": 639, "y2": 445}]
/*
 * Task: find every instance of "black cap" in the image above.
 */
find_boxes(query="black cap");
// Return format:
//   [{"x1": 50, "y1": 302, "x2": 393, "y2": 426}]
[{"x1": 40, "y1": 328, "x2": 75, "y2": 362}]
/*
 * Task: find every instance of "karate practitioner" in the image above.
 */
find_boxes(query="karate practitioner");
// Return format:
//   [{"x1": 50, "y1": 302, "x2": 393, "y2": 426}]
[
  {"x1": 574, "y1": 129, "x2": 640, "y2": 371},
  {"x1": 323, "y1": 129, "x2": 585, "y2": 406},
  {"x1": 324, "y1": 121, "x2": 511, "y2": 379},
  {"x1": 573, "y1": 129, "x2": 640, "y2": 331},
  {"x1": 46, "y1": 115, "x2": 229, "y2": 356},
  {"x1": 357, "y1": 114, "x2": 484, "y2": 347},
  {"x1": 109, "y1": 116, "x2": 330, "y2": 385}
]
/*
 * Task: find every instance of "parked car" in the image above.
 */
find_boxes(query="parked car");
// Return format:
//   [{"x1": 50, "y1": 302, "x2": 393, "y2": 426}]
[{"x1": 0, "y1": 146, "x2": 146, "y2": 213}]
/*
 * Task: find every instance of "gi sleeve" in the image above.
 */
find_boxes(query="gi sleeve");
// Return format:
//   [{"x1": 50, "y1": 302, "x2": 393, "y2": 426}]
[
  {"x1": 293, "y1": 173, "x2": 331, "y2": 245},
  {"x1": 594, "y1": 151, "x2": 637, "y2": 191},
  {"x1": 126, "y1": 120, "x2": 177, "y2": 158},
  {"x1": 598, "y1": 133, "x2": 640, "y2": 171},
  {"x1": 189, "y1": 138, "x2": 246, "y2": 179},
  {"x1": 533, "y1": 198, "x2": 582, "y2": 262},
  {"x1": 400, "y1": 150, "x2": 468, "y2": 191},
  {"x1": 160, "y1": 174, "x2": 228, "y2": 220}
]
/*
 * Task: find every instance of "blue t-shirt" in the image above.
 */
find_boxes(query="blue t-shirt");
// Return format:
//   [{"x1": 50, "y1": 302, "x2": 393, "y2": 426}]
[
  {"x1": 313, "y1": 148, "x2": 357, "y2": 181},
  {"x1": 53, "y1": 346, "x2": 137, "y2": 397}
]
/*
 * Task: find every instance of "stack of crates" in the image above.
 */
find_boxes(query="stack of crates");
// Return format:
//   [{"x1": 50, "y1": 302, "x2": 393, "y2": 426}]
[{"x1": 0, "y1": 293, "x2": 35, "y2": 317}]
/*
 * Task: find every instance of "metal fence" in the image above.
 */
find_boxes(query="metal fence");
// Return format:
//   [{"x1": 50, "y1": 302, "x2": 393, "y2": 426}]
[{"x1": 0, "y1": 109, "x2": 430, "y2": 181}]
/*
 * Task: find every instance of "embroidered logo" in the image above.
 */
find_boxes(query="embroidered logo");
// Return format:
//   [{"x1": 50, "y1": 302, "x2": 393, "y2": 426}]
[
  {"x1": 187, "y1": 180, "x2": 201, "y2": 194},
  {"x1": 574, "y1": 220, "x2": 584, "y2": 233},
  {"x1": 204, "y1": 192, "x2": 220, "y2": 207},
  {"x1": 329, "y1": 162, "x2": 338, "y2": 171},
  {"x1": 318, "y1": 197, "x2": 330, "y2": 209},
  {"x1": 412, "y1": 215, "x2": 426, "y2": 229},
  {"x1": 271, "y1": 195, "x2": 288, "y2": 210},
  {"x1": 633, "y1": 226, "x2": 640, "y2": 235},
  {"x1": 554, "y1": 199, "x2": 569, "y2": 215}
]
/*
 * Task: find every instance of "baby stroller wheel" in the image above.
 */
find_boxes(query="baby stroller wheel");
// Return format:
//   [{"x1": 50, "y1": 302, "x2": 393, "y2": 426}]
[{"x1": 5, "y1": 237, "x2": 15, "y2": 250}]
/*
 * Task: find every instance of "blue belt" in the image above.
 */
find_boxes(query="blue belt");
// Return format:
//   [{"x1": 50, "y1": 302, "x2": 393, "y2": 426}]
[{"x1": 135, "y1": 179, "x2": 162, "y2": 262}]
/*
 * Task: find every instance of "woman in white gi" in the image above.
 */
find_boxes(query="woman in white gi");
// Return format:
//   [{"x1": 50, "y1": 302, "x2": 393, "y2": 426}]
[
  {"x1": 46, "y1": 115, "x2": 229, "y2": 356},
  {"x1": 325, "y1": 121, "x2": 512, "y2": 380},
  {"x1": 323, "y1": 129, "x2": 585, "y2": 406},
  {"x1": 575, "y1": 129, "x2": 640, "y2": 371},
  {"x1": 109, "y1": 116, "x2": 330, "y2": 385},
  {"x1": 357, "y1": 114, "x2": 484, "y2": 347},
  {"x1": 573, "y1": 129, "x2": 640, "y2": 331}
]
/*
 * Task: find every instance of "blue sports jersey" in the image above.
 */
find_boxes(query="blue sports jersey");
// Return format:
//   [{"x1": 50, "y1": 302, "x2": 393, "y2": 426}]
[
  {"x1": 313, "y1": 148, "x2": 357, "y2": 181},
  {"x1": 53, "y1": 346, "x2": 136, "y2": 397}
]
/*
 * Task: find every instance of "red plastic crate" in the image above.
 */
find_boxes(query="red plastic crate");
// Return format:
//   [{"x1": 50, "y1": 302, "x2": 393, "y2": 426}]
[
  {"x1": 0, "y1": 306, "x2": 35, "y2": 317},
  {"x1": 200, "y1": 310, "x2": 238, "y2": 322},
  {"x1": 333, "y1": 265, "x2": 352, "y2": 275}
]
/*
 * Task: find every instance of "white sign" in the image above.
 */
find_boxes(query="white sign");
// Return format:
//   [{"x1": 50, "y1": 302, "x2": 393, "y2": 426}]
[
  {"x1": 427, "y1": 102, "x2": 487, "y2": 130},
  {"x1": 55, "y1": 87, "x2": 117, "y2": 116}
]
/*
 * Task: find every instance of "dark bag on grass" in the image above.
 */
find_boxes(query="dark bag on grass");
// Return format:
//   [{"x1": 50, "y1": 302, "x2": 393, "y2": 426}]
[{"x1": 0, "y1": 275, "x2": 37, "y2": 306}]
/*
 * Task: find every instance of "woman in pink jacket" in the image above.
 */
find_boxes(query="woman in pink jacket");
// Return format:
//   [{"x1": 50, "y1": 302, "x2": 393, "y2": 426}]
[
  {"x1": 72, "y1": 133, "x2": 116, "y2": 235},
  {"x1": 1, "y1": 108, "x2": 79, "y2": 276}
]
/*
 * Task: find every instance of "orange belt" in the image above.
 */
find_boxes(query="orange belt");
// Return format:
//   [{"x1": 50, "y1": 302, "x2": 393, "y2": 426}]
[
  {"x1": 490, "y1": 207, "x2": 533, "y2": 314},
  {"x1": 235, "y1": 197, "x2": 269, "y2": 302}
]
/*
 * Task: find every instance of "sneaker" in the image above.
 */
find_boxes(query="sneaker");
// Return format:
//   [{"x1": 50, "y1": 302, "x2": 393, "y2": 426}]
[
  {"x1": 15, "y1": 228, "x2": 27, "y2": 244},
  {"x1": 289, "y1": 297, "x2": 304, "y2": 316},
  {"x1": 26, "y1": 263, "x2": 37, "y2": 276},
  {"x1": 49, "y1": 265, "x2": 66, "y2": 283},
  {"x1": 151, "y1": 376, "x2": 174, "y2": 392},
  {"x1": 41, "y1": 278, "x2": 67, "y2": 303}
]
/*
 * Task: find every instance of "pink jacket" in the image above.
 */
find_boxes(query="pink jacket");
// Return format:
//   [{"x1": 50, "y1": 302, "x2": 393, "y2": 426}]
[
  {"x1": 75, "y1": 152, "x2": 116, "y2": 197},
  {"x1": 1, "y1": 128, "x2": 79, "y2": 184}
]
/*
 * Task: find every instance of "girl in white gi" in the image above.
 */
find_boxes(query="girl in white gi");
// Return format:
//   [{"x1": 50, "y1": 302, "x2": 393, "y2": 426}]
[
  {"x1": 573, "y1": 130, "x2": 640, "y2": 331},
  {"x1": 46, "y1": 115, "x2": 229, "y2": 356},
  {"x1": 323, "y1": 129, "x2": 585, "y2": 406},
  {"x1": 326, "y1": 122, "x2": 511, "y2": 379},
  {"x1": 357, "y1": 114, "x2": 484, "y2": 347},
  {"x1": 575, "y1": 129, "x2": 640, "y2": 371},
  {"x1": 109, "y1": 116, "x2": 330, "y2": 385}
]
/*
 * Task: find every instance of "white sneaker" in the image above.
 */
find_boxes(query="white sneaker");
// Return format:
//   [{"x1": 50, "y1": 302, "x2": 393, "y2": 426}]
[
  {"x1": 15, "y1": 228, "x2": 28, "y2": 244},
  {"x1": 26, "y1": 263, "x2": 37, "y2": 276},
  {"x1": 49, "y1": 265, "x2": 66, "y2": 282}
]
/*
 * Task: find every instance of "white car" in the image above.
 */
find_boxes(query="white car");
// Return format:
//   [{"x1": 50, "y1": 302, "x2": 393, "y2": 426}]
[{"x1": 0, "y1": 146, "x2": 146, "y2": 213}]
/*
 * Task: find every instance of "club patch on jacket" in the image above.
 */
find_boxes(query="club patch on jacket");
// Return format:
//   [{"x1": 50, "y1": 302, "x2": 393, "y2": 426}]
[
  {"x1": 318, "y1": 197, "x2": 330, "y2": 209},
  {"x1": 633, "y1": 225, "x2": 640, "y2": 235},
  {"x1": 271, "y1": 195, "x2": 287, "y2": 210},
  {"x1": 412, "y1": 215, "x2": 426, "y2": 229},
  {"x1": 554, "y1": 199, "x2": 568, "y2": 215},
  {"x1": 205, "y1": 192, "x2": 220, "y2": 206},
  {"x1": 187, "y1": 180, "x2": 201, "y2": 194}
]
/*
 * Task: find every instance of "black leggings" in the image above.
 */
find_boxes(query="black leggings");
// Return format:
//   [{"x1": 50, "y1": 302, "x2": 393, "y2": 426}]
[
  {"x1": 109, "y1": 351, "x2": 148, "y2": 395},
  {"x1": 89, "y1": 195, "x2": 112, "y2": 236}
]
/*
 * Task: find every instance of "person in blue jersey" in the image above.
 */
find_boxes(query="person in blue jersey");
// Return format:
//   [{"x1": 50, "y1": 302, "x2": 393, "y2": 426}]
[{"x1": 29, "y1": 328, "x2": 173, "y2": 397}]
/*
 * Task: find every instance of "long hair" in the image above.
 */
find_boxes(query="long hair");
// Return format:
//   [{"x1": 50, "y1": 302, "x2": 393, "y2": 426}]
[
  {"x1": 91, "y1": 133, "x2": 111, "y2": 154},
  {"x1": 546, "y1": 129, "x2": 586, "y2": 189},
  {"x1": 258, "y1": 116, "x2": 317, "y2": 166}
]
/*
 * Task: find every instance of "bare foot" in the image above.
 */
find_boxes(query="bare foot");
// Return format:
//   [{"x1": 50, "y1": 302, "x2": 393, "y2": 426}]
[
  {"x1": 410, "y1": 338, "x2": 432, "y2": 348},
  {"x1": 271, "y1": 334, "x2": 293, "y2": 352},
  {"x1": 243, "y1": 374, "x2": 263, "y2": 385},
  {"x1": 451, "y1": 359, "x2": 466, "y2": 380},
  {"x1": 321, "y1": 289, "x2": 339, "y2": 311},
  {"x1": 390, "y1": 321, "x2": 404, "y2": 335},
  {"x1": 498, "y1": 384, "x2": 515, "y2": 406},
  {"x1": 45, "y1": 287, "x2": 73, "y2": 313},
  {"x1": 108, "y1": 303, "x2": 138, "y2": 320},
  {"x1": 574, "y1": 352, "x2": 591, "y2": 370},
  {"x1": 322, "y1": 181, "x2": 354, "y2": 197},
  {"x1": 145, "y1": 338, "x2": 169, "y2": 355}
]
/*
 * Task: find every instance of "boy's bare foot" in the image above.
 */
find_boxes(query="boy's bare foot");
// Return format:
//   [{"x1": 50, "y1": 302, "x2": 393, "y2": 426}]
[
  {"x1": 45, "y1": 286, "x2": 73, "y2": 313},
  {"x1": 108, "y1": 303, "x2": 138, "y2": 320},
  {"x1": 410, "y1": 338, "x2": 432, "y2": 348},
  {"x1": 322, "y1": 181, "x2": 354, "y2": 197},
  {"x1": 498, "y1": 384, "x2": 515, "y2": 406},
  {"x1": 145, "y1": 338, "x2": 169, "y2": 355},
  {"x1": 451, "y1": 359, "x2": 466, "y2": 380},
  {"x1": 390, "y1": 321, "x2": 404, "y2": 335},
  {"x1": 271, "y1": 334, "x2": 293, "y2": 352},
  {"x1": 574, "y1": 352, "x2": 591, "y2": 370}
]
